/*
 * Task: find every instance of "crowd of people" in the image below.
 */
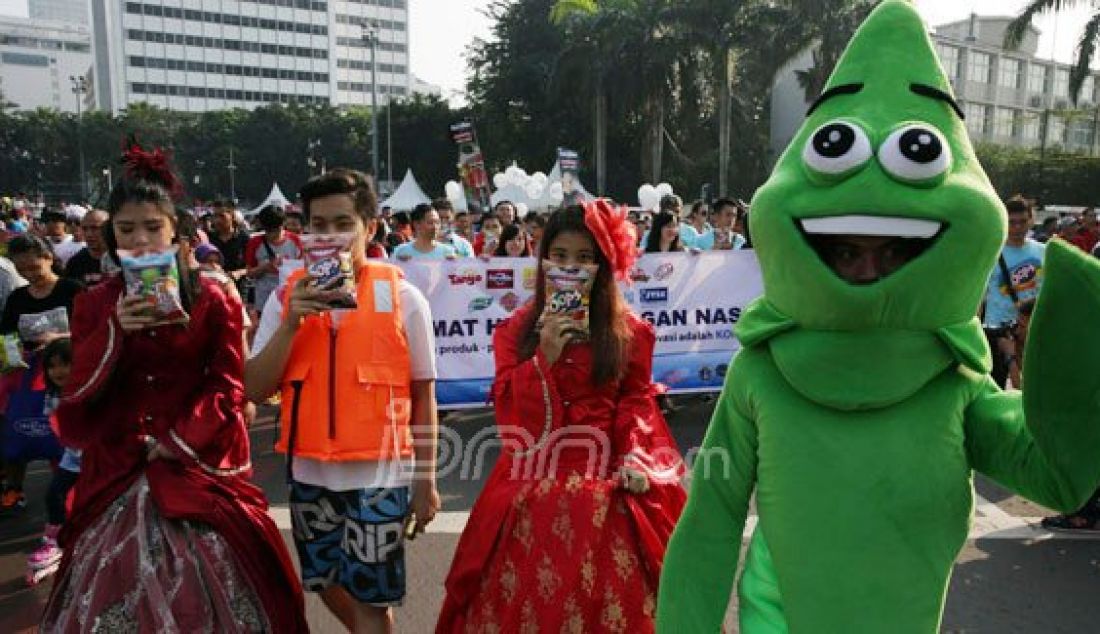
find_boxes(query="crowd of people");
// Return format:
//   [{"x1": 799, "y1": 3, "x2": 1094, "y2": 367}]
[{"x1": 0, "y1": 164, "x2": 1098, "y2": 630}]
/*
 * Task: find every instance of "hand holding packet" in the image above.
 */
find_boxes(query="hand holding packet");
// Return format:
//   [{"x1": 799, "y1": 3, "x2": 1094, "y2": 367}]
[
  {"x1": 17, "y1": 307, "x2": 69, "y2": 344},
  {"x1": 118, "y1": 247, "x2": 189, "y2": 326},
  {"x1": 301, "y1": 233, "x2": 357, "y2": 309},
  {"x1": 541, "y1": 261, "x2": 598, "y2": 339},
  {"x1": 0, "y1": 334, "x2": 28, "y2": 373}
]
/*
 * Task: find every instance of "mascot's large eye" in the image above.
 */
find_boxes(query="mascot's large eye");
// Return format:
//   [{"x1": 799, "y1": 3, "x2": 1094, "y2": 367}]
[
  {"x1": 802, "y1": 121, "x2": 873, "y2": 176},
  {"x1": 879, "y1": 124, "x2": 952, "y2": 182}
]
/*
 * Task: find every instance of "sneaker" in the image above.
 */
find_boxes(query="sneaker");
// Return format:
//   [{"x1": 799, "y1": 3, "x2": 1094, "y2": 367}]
[
  {"x1": 27, "y1": 526, "x2": 62, "y2": 568},
  {"x1": 1040, "y1": 513, "x2": 1100, "y2": 533},
  {"x1": 1, "y1": 489, "x2": 25, "y2": 510}
]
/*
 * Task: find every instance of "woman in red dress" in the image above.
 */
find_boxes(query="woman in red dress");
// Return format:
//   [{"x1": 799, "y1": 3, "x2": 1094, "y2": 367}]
[
  {"x1": 437, "y1": 202, "x2": 687, "y2": 633},
  {"x1": 40, "y1": 146, "x2": 307, "y2": 632}
]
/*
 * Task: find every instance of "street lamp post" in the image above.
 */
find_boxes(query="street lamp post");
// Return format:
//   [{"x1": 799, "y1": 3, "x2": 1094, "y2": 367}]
[
  {"x1": 70, "y1": 75, "x2": 88, "y2": 201},
  {"x1": 227, "y1": 147, "x2": 237, "y2": 203},
  {"x1": 387, "y1": 94, "x2": 393, "y2": 189},
  {"x1": 361, "y1": 21, "x2": 380, "y2": 179}
]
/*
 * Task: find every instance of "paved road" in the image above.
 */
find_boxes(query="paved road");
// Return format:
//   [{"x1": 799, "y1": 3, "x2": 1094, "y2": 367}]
[{"x1": 1, "y1": 398, "x2": 1098, "y2": 633}]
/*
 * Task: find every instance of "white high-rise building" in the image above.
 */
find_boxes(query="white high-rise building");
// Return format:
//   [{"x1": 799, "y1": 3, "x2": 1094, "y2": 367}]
[
  {"x1": 330, "y1": 0, "x2": 410, "y2": 105},
  {"x1": 771, "y1": 14, "x2": 1100, "y2": 159},
  {"x1": 29, "y1": 0, "x2": 90, "y2": 25},
  {"x1": 0, "y1": 16, "x2": 93, "y2": 112},
  {"x1": 91, "y1": 0, "x2": 415, "y2": 114}
]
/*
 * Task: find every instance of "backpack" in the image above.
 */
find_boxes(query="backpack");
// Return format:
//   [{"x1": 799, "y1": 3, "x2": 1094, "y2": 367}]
[{"x1": 2, "y1": 354, "x2": 62, "y2": 463}]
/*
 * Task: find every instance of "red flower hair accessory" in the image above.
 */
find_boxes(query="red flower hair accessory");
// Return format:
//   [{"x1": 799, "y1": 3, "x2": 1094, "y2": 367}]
[
  {"x1": 121, "y1": 141, "x2": 183, "y2": 200},
  {"x1": 583, "y1": 198, "x2": 637, "y2": 282}
]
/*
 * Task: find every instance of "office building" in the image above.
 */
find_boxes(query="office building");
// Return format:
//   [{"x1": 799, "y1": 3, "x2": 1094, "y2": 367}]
[
  {"x1": 0, "y1": 16, "x2": 93, "y2": 112},
  {"x1": 29, "y1": 0, "x2": 90, "y2": 26},
  {"x1": 91, "y1": 0, "x2": 415, "y2": 114},
  {"x1": 772, "y1": 14, "x2": 1100, "y2": 159}
]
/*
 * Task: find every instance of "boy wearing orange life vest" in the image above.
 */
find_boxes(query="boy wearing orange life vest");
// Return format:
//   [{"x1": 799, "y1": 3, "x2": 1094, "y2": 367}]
[{"x1": 245, "y1": 168, "x2": 441, "y2": 633}]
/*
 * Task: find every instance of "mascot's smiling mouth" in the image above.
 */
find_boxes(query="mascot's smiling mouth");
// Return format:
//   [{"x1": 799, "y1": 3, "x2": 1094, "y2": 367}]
[{"x1": 798, "y1": 215, "x2": 945, "y2": 285}]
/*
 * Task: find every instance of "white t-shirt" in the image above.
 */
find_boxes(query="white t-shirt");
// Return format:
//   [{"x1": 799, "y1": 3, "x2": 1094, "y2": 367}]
[
  {"x1": 49, "y1": 236, "x2": 84, "y2": 266},
  {"x1": 252, "y1": 279, "x2": 436, "y2": 491}
]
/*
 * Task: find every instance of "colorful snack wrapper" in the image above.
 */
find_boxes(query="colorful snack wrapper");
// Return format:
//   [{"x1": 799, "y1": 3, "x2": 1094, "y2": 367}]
[
  {"x1": 541, "y1": 261, "x2": 598, "y2": 338},
  {"x1": 118, "y1": 247, "x2": 189, "y2": 326},
  {"x1": 17, "y1": 307, "x2": 69, "y2": 344},
  {"x1": 301, "y1": 233, "x2": 357, "y2": 309},
  {"x1": 0, "y1": 334, "x2": 28, "y2": 372}
]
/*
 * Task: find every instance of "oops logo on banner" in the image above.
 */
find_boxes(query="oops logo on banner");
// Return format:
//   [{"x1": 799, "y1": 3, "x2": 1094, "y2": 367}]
[
  {"x1": 486, "y1": 269, "x2": 515, "y2": 290},
  {"x1": 448, "y1": 268, "x2": 483, "y2": 286},
  {"x1": 653, "y1": 262, "x2": 675, "y2": 281}
]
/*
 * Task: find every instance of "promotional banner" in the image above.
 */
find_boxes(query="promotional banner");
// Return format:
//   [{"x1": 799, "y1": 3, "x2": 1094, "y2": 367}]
[
  {"x1": 398, "y1": 251, "x2": 763, "y2": 408},
  {"x1": 449, "y1": 121, "x2": 491, "y2": 210},
  {"x1": 557, "y1": 147, "x2": 582, "y2": 205}
]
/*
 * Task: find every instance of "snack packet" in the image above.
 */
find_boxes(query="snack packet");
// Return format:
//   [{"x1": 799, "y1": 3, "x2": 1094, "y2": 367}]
[
  {"x1": 301, "y1": 233, "x2": 357, "y2": 309},
  {"x1": 541, "y1": 261, "x2": 599, "y2": 338},
  {"x1": 715, "y1": 228, "x2": 733, "y2": 250},
  {"x1": 118, "y1": 247, "x2": 189, "y2": 326},
  {"x1": 0, "y1": 334, "x2": 28, "y2": 372},
  {"x1": 17, "y1": 307, "x2": 69, "y2": 344}
]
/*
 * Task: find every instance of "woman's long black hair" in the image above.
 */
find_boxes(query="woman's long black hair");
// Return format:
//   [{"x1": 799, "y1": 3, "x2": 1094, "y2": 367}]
[
  {"x1": 493, "y1": 223, "x2": 530, "y2": 257},
  {"x1": 518, "y1": 206, "x2": 632, "y2": 385},
  {"x1": 644, "y1": 211, "x2": 680, "y2": 253}
]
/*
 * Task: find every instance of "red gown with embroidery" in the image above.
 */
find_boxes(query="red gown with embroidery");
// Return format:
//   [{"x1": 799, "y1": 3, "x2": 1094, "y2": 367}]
[
  {"x1": 40, "y1": 275, "x2": 307, "y2": 633},
  {"x1": 437, "y1": 306, "x2": 687, "y2": 633}
]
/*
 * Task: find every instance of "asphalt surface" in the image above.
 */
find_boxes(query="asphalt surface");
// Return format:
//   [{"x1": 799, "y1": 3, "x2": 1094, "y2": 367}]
[{"x1": 1, "y1": 397, "x2": 1098, "y2": 633}]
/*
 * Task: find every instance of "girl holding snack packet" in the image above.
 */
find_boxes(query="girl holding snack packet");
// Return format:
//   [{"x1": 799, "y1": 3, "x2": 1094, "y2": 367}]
[
  {"x1": 437, "y1": 202, "x2": 687, "y2": 633},
  {"x1": 40, "y1": 142, "x2": 307, "y2": 632}
]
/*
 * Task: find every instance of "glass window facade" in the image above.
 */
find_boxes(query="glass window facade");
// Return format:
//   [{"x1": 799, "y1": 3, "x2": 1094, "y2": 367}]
[{"x1": 968, "y1": 51, "x2": 990, "y2": 84}]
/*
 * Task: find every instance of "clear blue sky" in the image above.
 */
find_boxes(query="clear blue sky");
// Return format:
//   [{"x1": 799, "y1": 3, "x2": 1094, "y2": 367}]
[{"x1": 0, "y1": 1, "x2": 1092, "y2": 105}]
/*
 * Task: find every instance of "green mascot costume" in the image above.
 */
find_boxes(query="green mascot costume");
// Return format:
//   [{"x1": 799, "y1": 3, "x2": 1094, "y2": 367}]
[{"x1": 657, "y1": 1, "x2": 1100, "y2": 632}]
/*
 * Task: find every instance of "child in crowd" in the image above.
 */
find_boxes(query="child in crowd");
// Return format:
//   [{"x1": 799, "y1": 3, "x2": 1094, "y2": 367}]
[{"x1": 26, "y1": 337, "x2": 75, "y2": 585}]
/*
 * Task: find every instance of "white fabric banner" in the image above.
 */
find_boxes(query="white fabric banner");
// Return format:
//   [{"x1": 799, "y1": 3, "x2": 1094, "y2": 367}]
[{"x1": 398, "y1": 251, "x2": 763, "y2": 408}]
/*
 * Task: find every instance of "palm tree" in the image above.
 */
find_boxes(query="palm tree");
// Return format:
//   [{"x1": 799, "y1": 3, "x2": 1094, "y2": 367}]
[
  {"x1": 550, "y1": 0, "x2": 679, "y2": 189},
  {"x1": 663, "y1": 0, "x2": 751, "y2": 197},
  {"x1": 550, "y1": 0, "x2": 613, "y2": 194},
  {"x1": 1006, "y1": 0, "x2": 1100, "y2": 103},
  {"x1": 793, "y1": 1, "x2": 877, "y2": 102}
]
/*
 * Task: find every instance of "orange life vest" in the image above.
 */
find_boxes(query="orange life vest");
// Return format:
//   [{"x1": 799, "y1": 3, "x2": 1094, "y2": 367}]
[{"x1": 276, "y1": 262, "x2": 413, "y2": 462}]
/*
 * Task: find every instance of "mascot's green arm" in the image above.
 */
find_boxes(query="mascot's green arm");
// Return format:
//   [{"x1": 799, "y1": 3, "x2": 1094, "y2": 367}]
[
  {"x1": 657, "y1": 365, "x2": 758, "y2": 633},
  {"x1": 965, "y1": 240, "x2": 1100, "y2": 512}
]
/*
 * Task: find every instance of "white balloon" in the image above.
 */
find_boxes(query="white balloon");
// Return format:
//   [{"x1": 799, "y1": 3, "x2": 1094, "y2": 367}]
[
  {"x1": 532, "y1": 172, "x2": 548, "y2": 186},
  {"x1": 526, "y1": 183, "x2": 543, "y2": 200},
  {"x1": 492, "y1": 173, "x2": 508, "y2": 189},
  {"x1": 445, "y1": 180, "x2": 462, "y2": 200},
  {"x1": 550, "y1": 187, "x2": 564, "y2": 203},
  {"x1": 549, "y1": 182, "x2": 564, "y2": 197},
  {"x1": 504, "y1": 165, "x2": 521, "y2": 184},
  {"x1": 638, "y1": 184, "x2": 658, "y2": 209},
  {"x1": 515, "y1": 202, "x2": 529, "y2": 216},
  {"x1": 655, "y1": 182, "x2": 673, "y2": 196}
]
